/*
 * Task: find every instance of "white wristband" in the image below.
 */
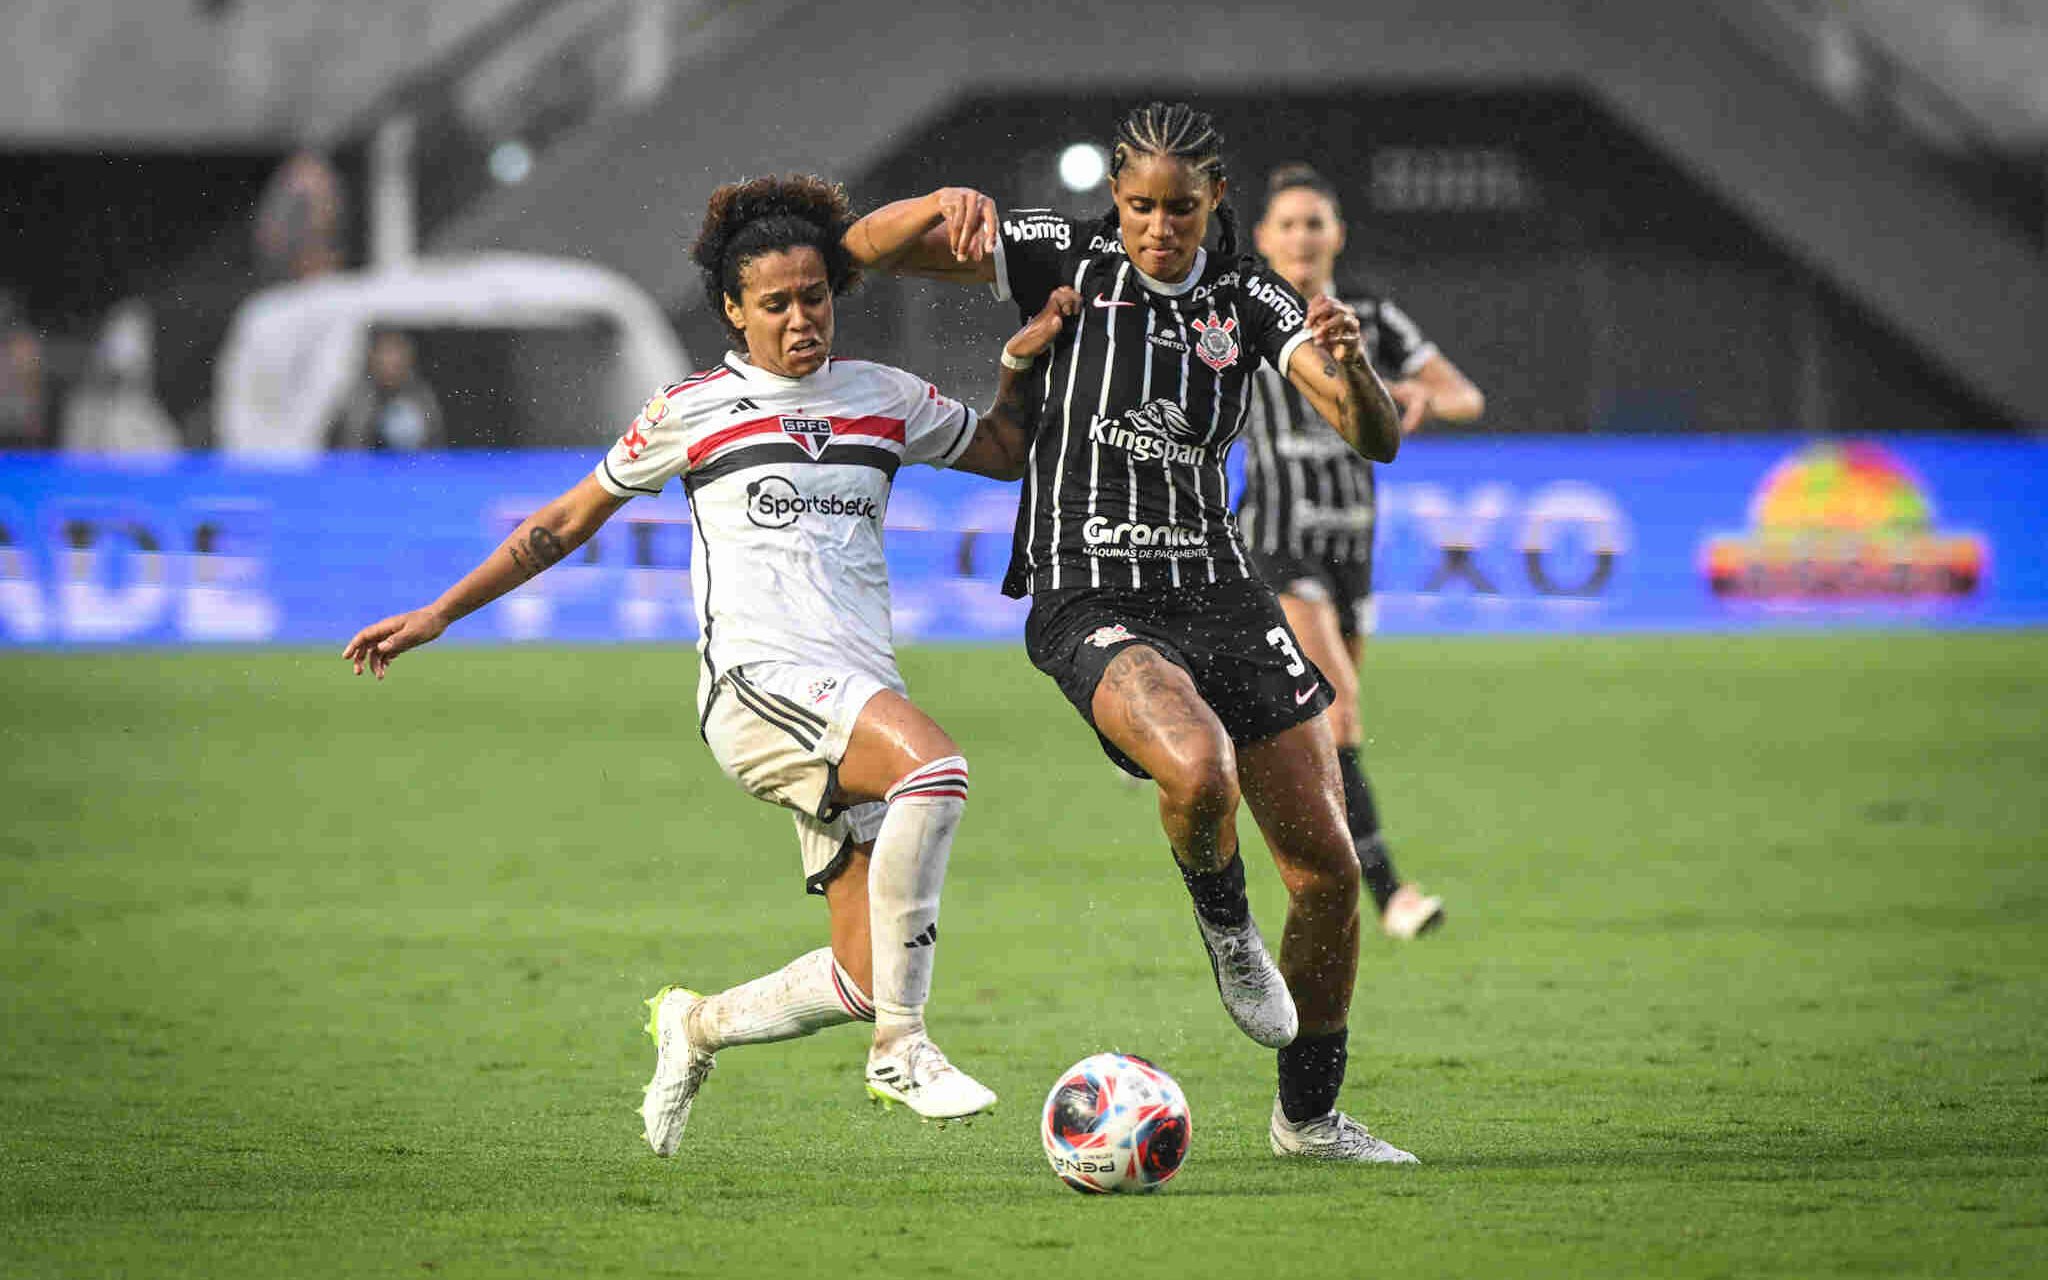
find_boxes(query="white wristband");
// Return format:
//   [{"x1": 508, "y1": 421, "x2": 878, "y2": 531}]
[{"x1": 999, "y1": 349, "x2": 1035, "y2": 371}]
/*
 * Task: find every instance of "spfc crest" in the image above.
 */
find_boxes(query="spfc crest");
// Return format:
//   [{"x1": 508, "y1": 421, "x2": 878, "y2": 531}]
[
  {"x1": 1189, "y1": 312, "x2": 1239, "y2": 372},
  {"x1": 1085, "y1": 623, "x2": 1135, "y2": 649},
  {"x1": 780, "y1": 416, "x2": 833, "y2": 459}
]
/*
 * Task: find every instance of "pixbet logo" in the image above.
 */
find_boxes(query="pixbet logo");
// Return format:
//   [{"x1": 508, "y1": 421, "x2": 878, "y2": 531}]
[{"x1": 744, "y1": 476, "x2": 880, "y2": 529}]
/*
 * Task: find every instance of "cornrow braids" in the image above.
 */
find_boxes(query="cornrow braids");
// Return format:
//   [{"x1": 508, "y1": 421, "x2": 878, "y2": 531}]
[
  {"x1": 1104, "y1": 100, "x2": 1240, "y2": 260},
  {"x1": 690, "y1": 174, "x2": 860, "y2": 343}
]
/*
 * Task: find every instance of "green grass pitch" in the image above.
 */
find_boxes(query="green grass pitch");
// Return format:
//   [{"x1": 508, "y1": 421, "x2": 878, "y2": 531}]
[{"x1": 3, "y1": 632, "x2": 2045, "y2": 1277}]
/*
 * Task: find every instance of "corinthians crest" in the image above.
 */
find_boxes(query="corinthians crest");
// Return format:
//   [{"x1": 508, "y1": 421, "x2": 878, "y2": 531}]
[{"x1": 1188, "y1": 311, "x2": 1239, "y2": 372}]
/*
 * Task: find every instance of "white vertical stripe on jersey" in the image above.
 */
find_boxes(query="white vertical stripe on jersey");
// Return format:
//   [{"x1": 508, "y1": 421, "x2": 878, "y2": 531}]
[
  {"x1": 1253, "y1": 370, "x2": 1286, "y2": 557},
  {"x1": 1087, "y1": 260, "x2": 1129, "y2": 590},
  {"x1": 1143, "y1": 302, "x2": 1174, "y2": 589},
  {"x1": 1047, "y1": 258, "x2": 1091, "y2": 591},
  {"x1": 1338, "y1": 426, "x2": 1369, "y2": 561},
  {"x1": 1284, "y1": 380, "x2": 1311, "y2": 559},
  {"x1": 1021, "y1": 334, "x2": 1060, "y2": 586},
  {"x1": 1216, "y1": 299, "x2": 1251, "y2": 580},
  {"x1": 1165, "y1": 297, "x2": 1212, "y2": 585}
]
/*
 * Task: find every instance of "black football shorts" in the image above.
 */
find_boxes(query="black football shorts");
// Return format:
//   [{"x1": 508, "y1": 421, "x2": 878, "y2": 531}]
[
  {"x1": 1024, "y1": 580, "x2": 1335, "y2": 779},
  {"x1": 1246, "y1": 544, "x2": 1376, "y2": 638}
]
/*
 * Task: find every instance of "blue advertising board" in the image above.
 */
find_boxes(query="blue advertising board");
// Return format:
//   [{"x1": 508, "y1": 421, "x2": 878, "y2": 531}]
[{"x1": 1, "y1": 435, "x2": 2042, "y2": 649}]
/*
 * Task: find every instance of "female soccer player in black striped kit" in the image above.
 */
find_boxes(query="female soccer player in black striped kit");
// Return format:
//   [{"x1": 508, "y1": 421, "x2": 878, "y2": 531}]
[
  {"x1": 848, "y1": 102, "x2": 1420, "y2": 1162},
  {"x1": 1240, "y1": 164, "x2": 1486, "y2": 941}
]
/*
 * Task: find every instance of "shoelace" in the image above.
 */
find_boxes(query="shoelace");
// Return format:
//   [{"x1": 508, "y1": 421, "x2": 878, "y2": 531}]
[{"x1": 1214, "y1": 929, "x2": 1274, "y2": 985}]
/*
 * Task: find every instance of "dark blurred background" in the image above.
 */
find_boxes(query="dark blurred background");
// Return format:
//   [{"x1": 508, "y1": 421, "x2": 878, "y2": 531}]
[{"x1": 2, "y1": 0, "x2": 2042, "y2": 453}]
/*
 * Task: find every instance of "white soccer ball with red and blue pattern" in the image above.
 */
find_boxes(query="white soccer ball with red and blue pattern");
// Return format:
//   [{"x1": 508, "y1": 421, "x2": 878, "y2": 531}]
[{"x1": 1040, "y1": 1053, "x2": 1192, "y2": 1194}]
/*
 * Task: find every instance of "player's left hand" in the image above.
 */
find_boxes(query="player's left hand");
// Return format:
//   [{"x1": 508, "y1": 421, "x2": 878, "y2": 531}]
[
  {"x1": 1005, "y1": 287, "x2": 1081, "y2": 362},
  {"x1": 1306, "y1": 295, "x2": 1365, "y2": 365},
  {"x1": 343, "y1": 608, "x2": 447, "y2": 680},
  {"x1": 936, "y1": 187, "x2": 999, "y2": 262},
  {"x1": 1389, "y1": 378, "x2": 1432, "y2": 434}
]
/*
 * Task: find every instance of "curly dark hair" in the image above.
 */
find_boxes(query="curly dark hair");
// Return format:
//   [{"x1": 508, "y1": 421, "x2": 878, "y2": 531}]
[{"x1": 690, "y1": 174, "x2": 860, "y2": 345}]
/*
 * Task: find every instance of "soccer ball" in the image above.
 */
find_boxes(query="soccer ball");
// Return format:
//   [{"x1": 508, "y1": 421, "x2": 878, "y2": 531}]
[{"x1": 1040, "y1": 1053, "x2": 1192, "y2": 1194}]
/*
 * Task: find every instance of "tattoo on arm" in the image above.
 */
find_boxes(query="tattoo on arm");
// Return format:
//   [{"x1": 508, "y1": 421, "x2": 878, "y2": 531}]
[{"x1": 506, "y1": 525, "x2": 566, "y2": 582}]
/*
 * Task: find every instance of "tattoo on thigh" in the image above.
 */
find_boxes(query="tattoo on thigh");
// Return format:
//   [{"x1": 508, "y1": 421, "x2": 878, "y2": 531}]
[{"x1": 1103, "y1": 650, "x2": 1207, "y2": 744}]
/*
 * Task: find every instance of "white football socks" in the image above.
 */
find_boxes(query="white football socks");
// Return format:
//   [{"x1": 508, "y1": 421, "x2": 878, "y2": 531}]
[
  {"x1": 868, "y1": 755, "x2": 970, "y2": 1046},
  {"x1": 688, "y1": 946, "x2": 873, "y2": 1053}
]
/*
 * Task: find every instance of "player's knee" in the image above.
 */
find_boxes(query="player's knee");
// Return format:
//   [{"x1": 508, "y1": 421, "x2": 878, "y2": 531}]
[
  {"x1": 1154, "y1": 739, "x2": 1239, "y2": 827},
  {"x1": 884, "y1": 754, "x2": 970, "y2": 808},
  {"x1": 1285, "y1": 843, "x2": 1361, "y2": 914}
]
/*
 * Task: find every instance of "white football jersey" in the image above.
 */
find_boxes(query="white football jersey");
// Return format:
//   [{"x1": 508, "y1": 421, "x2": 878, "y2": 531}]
[{"x1": 593, "y1": 352, "x2": 979, "y2": 710}]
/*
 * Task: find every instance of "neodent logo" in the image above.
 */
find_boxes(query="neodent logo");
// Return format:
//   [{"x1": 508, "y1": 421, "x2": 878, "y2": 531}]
[{"x1": 745, "y1": 476, "x2": 879, "y2": 529}]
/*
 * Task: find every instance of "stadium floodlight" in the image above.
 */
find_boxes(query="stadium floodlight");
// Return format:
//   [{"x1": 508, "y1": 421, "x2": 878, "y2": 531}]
[
  {"x1": 489, "y1": 141, "x2": 534, "y2": 185},
  {"x1": 1058, "y1": 142, "x2": 1109, "y2": 193}
]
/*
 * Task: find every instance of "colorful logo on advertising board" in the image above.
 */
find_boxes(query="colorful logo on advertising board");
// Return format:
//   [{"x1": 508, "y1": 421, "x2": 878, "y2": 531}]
[{"x1": 1701, "y1": 441, "x2": 1984, "y2": 600}]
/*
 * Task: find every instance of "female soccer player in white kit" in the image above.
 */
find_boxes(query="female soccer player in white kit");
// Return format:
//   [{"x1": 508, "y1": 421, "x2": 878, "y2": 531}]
[{"x1": 343, "y1": 175, "x2": 1070, "y2": 1153}]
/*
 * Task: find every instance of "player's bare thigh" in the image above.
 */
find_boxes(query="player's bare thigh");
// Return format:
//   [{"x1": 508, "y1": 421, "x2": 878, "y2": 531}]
[
  {"x1": 1277, "y1": 591, "x2": 1359, "y2": 744},
  {"x1": 831, "y1": 689, "x2": 961, "y2": 805}
]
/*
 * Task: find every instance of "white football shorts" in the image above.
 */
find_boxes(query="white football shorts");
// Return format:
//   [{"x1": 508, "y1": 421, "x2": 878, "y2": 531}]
[{"x1": 703, "y1": 661, "x2": 898, "y2": 893}]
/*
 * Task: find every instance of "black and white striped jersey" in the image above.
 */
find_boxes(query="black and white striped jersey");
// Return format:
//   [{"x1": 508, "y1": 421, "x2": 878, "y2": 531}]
[
  {"x1": 1237, "y1": 291, "x2": 1436, "y2": 564},
  {"x1": 991, "y1": 209, "x2": 1314, "y2": 598}
]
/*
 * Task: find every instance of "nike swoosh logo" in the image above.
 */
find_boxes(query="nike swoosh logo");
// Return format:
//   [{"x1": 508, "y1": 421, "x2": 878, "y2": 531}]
[
  {"x1": 1092, "y1": 295, "x2": 1138, "y2": 309},
  {"x1": 1294, "y1": 684, "x2": 1321, "y2": 705}
]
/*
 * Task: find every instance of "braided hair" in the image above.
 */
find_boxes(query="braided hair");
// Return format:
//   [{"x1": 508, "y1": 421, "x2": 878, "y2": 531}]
[
  {"x1": 691, "y1": 174, "x2": 860, "y2": 346},
  {"x1": 1097, "y1": 100, "x2": 1242, "y2": 264}
]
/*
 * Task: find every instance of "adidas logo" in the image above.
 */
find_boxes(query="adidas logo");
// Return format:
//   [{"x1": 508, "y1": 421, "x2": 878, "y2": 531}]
[
  {"x1": 730, "y1": 398, "x2": 759, "y2": 413},
  {"x1": 904, "y1": 922, "x2": 939, "y2": 949}
]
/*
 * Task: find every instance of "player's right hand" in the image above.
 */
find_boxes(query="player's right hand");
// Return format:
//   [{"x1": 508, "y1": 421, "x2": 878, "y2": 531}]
[
  {"x1": 935, "y1": 187, "x2": 999, "y2": 261},
  {"x1": 1004, "y1": 287, "x2": 1081, "y2": 364},
  {"x1": 343, "y1": 609, "x2": 447, "y2": 680}
]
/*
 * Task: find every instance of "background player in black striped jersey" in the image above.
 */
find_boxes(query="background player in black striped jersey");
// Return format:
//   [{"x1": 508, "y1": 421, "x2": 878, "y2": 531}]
[
  {"x1": 1240, "y1": 164, "x2": 1487, "y2": 942},
  {"x1": 849, "y1": 103, "x2": 1421, "y2": 1163}
]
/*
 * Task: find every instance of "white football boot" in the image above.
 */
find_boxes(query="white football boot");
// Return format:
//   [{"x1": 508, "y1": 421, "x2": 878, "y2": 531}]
[
  {"x1": 640, "y1": 986, "x2": 715, "y2": 1156},
  {"x1": 1192, "y1": 912, "x2": 1299, "y2": 1048},
  {"x1": 1379, "y1": 884, "x2": 1446, "y2": 941},
  {"x1": 864, "y1": 1036, "x2": 998, "y2": 1122},
  {"x1": 1269, "y1": 1098, "x2": 1420, "y2": 1164}
]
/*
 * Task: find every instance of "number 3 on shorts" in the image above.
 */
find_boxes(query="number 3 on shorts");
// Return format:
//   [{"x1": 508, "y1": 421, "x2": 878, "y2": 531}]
[{"x1": 1264, "y1": 626, "x2": 1307, "y2": 677}]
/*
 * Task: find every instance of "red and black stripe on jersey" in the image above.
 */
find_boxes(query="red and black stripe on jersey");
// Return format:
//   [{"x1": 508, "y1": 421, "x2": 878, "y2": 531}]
[
  {"x1": 993, "y1": 209, "x2": 1312, "y2": 599},
  {"x1": 1237, "y1": 292, "x2": 1434, "y2": 564}
]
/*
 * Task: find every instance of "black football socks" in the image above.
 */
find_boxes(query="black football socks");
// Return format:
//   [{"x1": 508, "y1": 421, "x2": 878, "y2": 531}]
[
  {"x1": 1335, "y1": 745, "x2": 1400, "y2": 913},
  {"x1": 1278, "y1": 1028, "x2": 1349, "y2": 1123},
  {"x1": 1176, "y1": 850, "x2": 1251, "y2": 929}
]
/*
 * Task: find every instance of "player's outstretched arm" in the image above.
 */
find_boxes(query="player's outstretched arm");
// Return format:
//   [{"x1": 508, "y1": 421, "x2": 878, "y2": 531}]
[
  {"x1": 1388, "y1": 352, "x2": 1486, "y2": 435},
  {"x1": 343, "y1": 474, "x2": 627, "y2": 679},
  {"x1": 953, "y1": 287, "x2": 1080, "y2": 480},
  {"x1": 1285, "y1": 295, "x2": 1402, "y2": 464},
  {"x1": 843, "y1": 188, "x2": 999, "y2": 284}
]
